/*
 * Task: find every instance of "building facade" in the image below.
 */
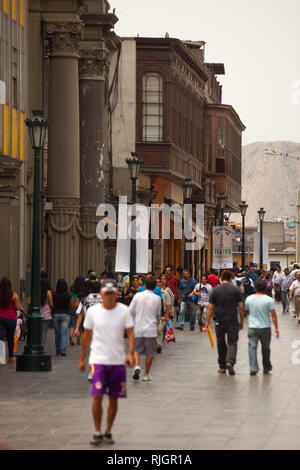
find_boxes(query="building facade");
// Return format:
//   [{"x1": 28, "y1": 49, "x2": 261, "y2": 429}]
[{"x1": 0, "y1": 0, "x2": 27, "y2": 292}]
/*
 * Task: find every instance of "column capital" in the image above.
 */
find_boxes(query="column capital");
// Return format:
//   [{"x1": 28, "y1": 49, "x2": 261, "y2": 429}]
[
  {"x1": 79, "y1": 47, "x2": 109, "y2": 81},
  {"x1": 44, "y1": 21, "x2": 83, "y2": 58}
]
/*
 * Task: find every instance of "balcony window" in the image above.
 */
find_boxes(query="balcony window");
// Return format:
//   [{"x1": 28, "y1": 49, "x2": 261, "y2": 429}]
[
  {"x1": 142, "y1": 73, "x2": 163, "y2": 142},
  {"x1": 217, "y1": 116, "x2": 226, "y2": 146}
]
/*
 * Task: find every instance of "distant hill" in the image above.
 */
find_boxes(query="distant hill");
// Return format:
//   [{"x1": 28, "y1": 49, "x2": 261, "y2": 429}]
[{"x1": 232, "y1": 141, "x2": 300, "y2": 226}]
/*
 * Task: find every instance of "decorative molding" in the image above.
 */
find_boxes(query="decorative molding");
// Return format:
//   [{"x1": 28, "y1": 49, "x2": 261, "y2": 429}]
[
  {"x1": 44, "y1": 21, "x2": 83, "y2": 58},
  {"x1": 79, "y1": 47, "x2": 109, "y2": 81}
]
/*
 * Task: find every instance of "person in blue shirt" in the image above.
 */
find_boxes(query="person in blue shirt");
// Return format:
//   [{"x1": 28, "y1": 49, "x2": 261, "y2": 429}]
[
  {"x1": 176, "y1": 269, "x2": 197, "y2": 331},
  {"x1": 249, "y1": 266, "x2": 258, "y2": 283},
  {"x1": 138, "y1": 272, "x2": 163, "y2": 299},
  {"x1": 245, "y1": 279, "x2": 279, "y2": 376},
  {"x1": 280, "y1": 268, "x2": 293, "y2": 313}
]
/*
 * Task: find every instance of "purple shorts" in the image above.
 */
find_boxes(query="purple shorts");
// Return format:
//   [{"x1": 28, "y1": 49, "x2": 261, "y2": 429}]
[{"x1": 90, "y1": 364, "x2": 127, "y2": 398}]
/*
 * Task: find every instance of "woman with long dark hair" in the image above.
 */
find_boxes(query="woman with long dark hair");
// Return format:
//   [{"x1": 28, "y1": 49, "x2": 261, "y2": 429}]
[
  {"x1": 53, "y1": 279, "x2": 74, "y2": 356},
  {"x1": 0, "y1": 277, "x2": 20, "y2": 362},
  {"x1": 69, "y1": 276, "x2": 84, "y2": 346}
]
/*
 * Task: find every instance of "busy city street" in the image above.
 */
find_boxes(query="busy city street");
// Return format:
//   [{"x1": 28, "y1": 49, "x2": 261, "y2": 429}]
[
  {"x1": 1, "y1": 303, "x2": 300, "y2": 451},
  {"x1": 0, "y1": 0, "x2": 299, "y2": 458}
]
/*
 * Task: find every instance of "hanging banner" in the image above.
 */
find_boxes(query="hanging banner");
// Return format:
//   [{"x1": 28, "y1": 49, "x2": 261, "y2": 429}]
[
  {"x1": 212, "y1": 226, "x2": 233, "y2": 269},
  {"x1": 135, "y1": 205, "x2": 150, "y2": 273},
  {"x1": 115, "y1": 204, "x2": 150, "y2": 273},
  {"x1": 253, "y1": 232, "x2": 269, "y2": 265}
]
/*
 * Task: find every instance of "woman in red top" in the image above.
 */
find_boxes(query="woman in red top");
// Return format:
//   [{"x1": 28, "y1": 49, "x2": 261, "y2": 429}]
[{"x1": 0, "y1": 277, "x2": 20, "y2": 362}]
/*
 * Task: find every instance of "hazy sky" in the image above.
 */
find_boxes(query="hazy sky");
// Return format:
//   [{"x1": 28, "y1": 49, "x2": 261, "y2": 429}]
[{"x1": 112, "y1": 0, "x2": 300, "y2": 145}]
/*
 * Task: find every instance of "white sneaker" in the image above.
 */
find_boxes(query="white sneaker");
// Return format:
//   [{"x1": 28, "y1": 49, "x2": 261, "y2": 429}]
[
  {"x1": 88, "y1": 372, "x2": 92, "y2": 382},
  {"x1": 132, "y1": 366, "x2": 141, "y2": 381},
  {"x1": 142, "y1": 374, "x2": 152, "y2": 382}
]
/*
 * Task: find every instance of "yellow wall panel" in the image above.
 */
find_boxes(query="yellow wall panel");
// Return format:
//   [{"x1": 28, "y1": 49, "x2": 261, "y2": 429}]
[
  {"x1": 3, "y1": 0, "x2": 8, "y2": 14},
  {"x1": 20, "y1": 112, "x2": 24, "y2": 160},
  {"x1": 4, "y1": 104, "x2": 9, "y2": 155},
  {"x1": 12, "y1": 0, "x2": 17, "y2": 20},
  {"x1": 20, "y1": 0, "x2": 25, "y2": 26},
  {"x1": 12, "y1": 108, "x2": 18, "y2": 158}
]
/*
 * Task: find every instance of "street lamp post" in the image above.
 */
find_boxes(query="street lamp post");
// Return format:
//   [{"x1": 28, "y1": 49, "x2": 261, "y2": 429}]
[
  {"x1": 183, "y1": 178, "x2": 193, "y2": 270},
  {"x1": 217, "y1": 192, "x2": 227, "y2": 226},
  {"x1": 239, "y1": 201, "x2": 248, "y2": 271},
  {"x1": 16, "y1": 111, "x2": 51, "y2": 372},
  {"x1": 258, "y1": 207, "x2": 266, "y2": 271},
  {"x1": 126, "y1": 152, "x2": 142, "y2": 287}
]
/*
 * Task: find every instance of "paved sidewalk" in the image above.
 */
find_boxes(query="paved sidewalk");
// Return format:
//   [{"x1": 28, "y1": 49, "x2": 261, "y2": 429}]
[{"x1": 1, "y1": 303, "x2": 300, "y2": 450}]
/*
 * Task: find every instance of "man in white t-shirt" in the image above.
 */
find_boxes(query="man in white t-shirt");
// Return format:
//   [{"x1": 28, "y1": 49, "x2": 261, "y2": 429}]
[
  {"x1": 290, "y1": 271, "x2": 300, "y2": 322},
  {"x1": 129, "y1": 277, "x2": 161, "y2": 382},
  {"x1": 78, "y1": 279, "x2": 135, "y2": 447}
]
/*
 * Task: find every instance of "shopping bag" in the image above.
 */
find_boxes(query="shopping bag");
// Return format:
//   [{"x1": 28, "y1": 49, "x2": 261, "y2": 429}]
[
  {"x1": 165, "y1": 320, "x2": 176, "y2": 343},
  {"x1": 0, "y1": 340, "x2": 7, "y2": 364},
  {"x1": 207, "y1": 325, "x2": 214, "y2": 348}
]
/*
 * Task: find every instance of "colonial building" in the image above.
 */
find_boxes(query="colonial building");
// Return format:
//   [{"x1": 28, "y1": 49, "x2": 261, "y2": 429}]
[{"x1": 110, "y1": 37, "x2": 245, "y2": 276}]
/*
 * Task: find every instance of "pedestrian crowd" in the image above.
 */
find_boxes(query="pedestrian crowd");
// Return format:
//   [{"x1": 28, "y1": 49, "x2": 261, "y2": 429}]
[{"x1": 0, "y1": 261, "x2": 299, "y2": 446}]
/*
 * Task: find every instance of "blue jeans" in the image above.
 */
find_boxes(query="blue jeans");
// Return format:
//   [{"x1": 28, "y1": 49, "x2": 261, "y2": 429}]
[
  {"x1": 281, "y1": 291, "x2": 290, "y2": 311},
  {"x1": 178, "y1": 301, "x2": 196, "y2": 329},
  {"x1": 42, "y1": 320, "x2": 51, "y2": 346},
  {"x1": 53, "y1": 314, "x2": 69, "y2": 354},
  {"x1": 248, "y1": 327, "x2": 272, "y2": 373}
]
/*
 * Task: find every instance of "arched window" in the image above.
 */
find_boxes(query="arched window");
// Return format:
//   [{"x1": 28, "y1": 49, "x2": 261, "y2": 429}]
[{"x1": 142, "y1": 73, "x2": 163, "y2": 142}]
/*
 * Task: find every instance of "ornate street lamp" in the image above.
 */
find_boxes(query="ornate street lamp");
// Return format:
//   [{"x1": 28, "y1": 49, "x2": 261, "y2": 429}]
[
  {"x1": 217, "y1": 192, "x2": 227, "y2": 226},
  {"x1": 258, "y1": 207, "x2": 266, "y2": 270},
  {"x1": 126, "y1": 152, "x2": 142, "y2": 286},
  {"x1": 17, "y1": 111, "x2": 51, "y2": 372},
  {"x1": 183, "y1": 178, "x2": 193, "y2": 270},
  {"x1": 239, "y1": 201, "x2": 248, "y2": 271}
]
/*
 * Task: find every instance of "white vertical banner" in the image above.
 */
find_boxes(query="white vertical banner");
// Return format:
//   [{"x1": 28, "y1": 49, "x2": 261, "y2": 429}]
[
  {"x1": 253, "y1": 232, "x2": 269, "y2": 265},
  {"x1": 115, "y1": 201, "x2": 131, "y2": 273},
  {"x1": 212, "y1": 226, "x2": 233, "y2": 269},
  {"x1": 135, "y1": 205, "x2": 150, "y2": 273},
  {"x1": 115, "y1": 204, "x2": 150, "y2": 273}
]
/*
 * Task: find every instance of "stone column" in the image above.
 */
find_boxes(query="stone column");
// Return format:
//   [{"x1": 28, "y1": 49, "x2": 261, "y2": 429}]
[
  {"x1": 78, "y1": 45, "x2": 109, "y2": 276},
  {"x1": 45, "y1": 21, "x2": 82, "y2": 287}
]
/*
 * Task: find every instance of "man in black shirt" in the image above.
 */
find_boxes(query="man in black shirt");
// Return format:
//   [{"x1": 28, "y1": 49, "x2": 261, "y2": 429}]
[{"x1": 205, "y1": 270, "x2": 245, "y2": 375}]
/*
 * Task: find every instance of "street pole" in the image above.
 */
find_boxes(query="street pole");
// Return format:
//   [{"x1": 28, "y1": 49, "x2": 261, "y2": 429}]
[
  {"x1": 183, "y1": 179, "x2": 193, "y2": 271},
  {"x1": 258, "y1": 208, "x2": 265, "y2": 271},
  {"x1": 126, "y1": 153, "x2": 142, "y2": 287},
  {"x1": 242, "y1": 214, "x2": 245, "y2": 271},
  {"x1": 260, "y1": 218, "x2": 263, "y2": 270},
  {"x1": 17, "y1": 111, "x2": 51, "y2": 371},
  {"x1": 129, "y1": 177, "x2": 137, "y2": 286},
  {"x1": 239, "y1": 201, "x2": 248, "y2": 272},
  {"x1": 217, "y1": 192, "x2": 227, "y2": 227}
]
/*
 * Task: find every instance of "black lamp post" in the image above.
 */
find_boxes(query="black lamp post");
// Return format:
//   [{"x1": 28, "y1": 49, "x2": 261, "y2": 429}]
[
  {"x1": 16, "y1": 111, "x2": 51, "y2": 372},
  {"x1": 239, "y1": 201, "x2": 248, "y2": 271},
  {"x1": 126, "y1": 152, "x2": 142, "y2": 286},
  {"x1": 183, "y1": 178, "x2": 193, "y2": 270},
  {"x1": 217, "y1": 192, "x2": 227, "y2": 226},
  {"x1": 258, "y1": 207, "x2": 266, "y2": 270}
]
